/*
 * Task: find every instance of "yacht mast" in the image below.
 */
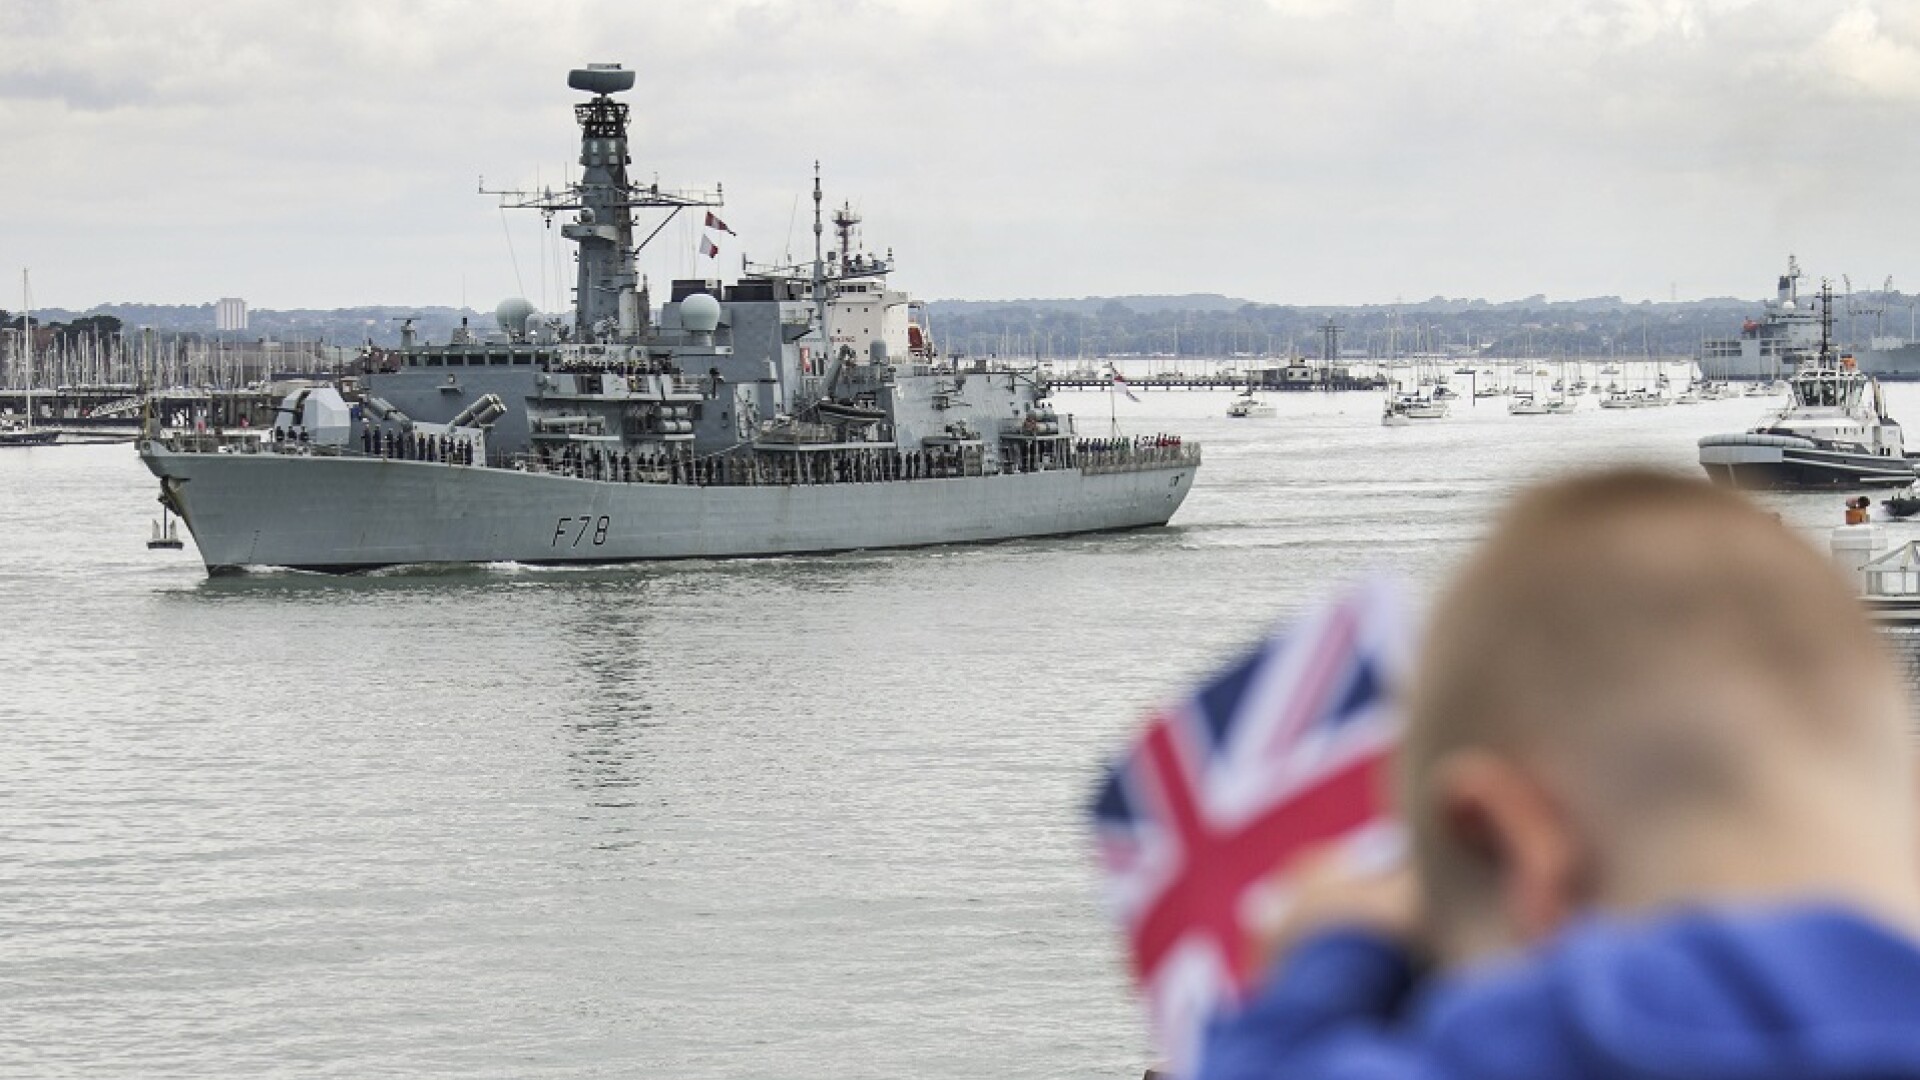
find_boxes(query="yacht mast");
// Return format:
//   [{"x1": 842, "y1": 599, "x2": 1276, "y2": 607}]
[{"x1": 21, "y1": 269, "x2": 32, "y2": 433}]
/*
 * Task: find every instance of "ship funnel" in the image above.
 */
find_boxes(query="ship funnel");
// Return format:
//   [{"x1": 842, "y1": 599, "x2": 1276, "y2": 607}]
[{"x1": 568, "y1": 64, "x2": 635, "y2": 95}]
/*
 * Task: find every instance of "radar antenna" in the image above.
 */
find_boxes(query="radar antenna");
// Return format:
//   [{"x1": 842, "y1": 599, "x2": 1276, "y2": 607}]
[
  {"x1": 832, "y1": 202, "x2": 862, "y2": 273},
  {"x1": 478, "y1": 64, "x2": 723, "y2": 343}
]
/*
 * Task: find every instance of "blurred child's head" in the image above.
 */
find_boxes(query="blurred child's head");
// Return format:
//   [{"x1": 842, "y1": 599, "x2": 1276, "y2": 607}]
[{"x1": 1401, "y1": 468, "x2": 1918, "y2": 963}]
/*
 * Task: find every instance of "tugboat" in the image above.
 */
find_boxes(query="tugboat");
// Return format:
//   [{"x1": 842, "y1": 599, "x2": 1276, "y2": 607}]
[{"x1": 1699, "y1": 282, "x2": 1917, "y2": 489}]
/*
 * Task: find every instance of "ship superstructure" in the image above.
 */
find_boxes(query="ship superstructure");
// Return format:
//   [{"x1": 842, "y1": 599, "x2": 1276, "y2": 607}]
[
  {"x1": 139, "y1": 64, "x2": 1199, "y2": 574},
  {"x1": 1700, "y1": 256, "x2": 1822, "y2": 381},
  {"x1": 1704, "y1": 257, "x2": 1920, "y2": 380}
]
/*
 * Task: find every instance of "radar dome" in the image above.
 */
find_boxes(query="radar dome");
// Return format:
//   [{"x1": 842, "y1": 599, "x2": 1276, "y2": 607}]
[
  {"x1": 680, "y1": 293, "x2": 722, "y2": 335},
  {"x1": 495, "y1": 297, "x2": 537, "y2": 339},
  {"x1": 568, "y1": 65, "x2": 635, "y2": 95}
]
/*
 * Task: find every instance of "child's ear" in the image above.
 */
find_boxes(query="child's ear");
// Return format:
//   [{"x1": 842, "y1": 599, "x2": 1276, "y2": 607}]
[{"x1": 1435, "y1": 750, "x2": 1589, "y2": 947}]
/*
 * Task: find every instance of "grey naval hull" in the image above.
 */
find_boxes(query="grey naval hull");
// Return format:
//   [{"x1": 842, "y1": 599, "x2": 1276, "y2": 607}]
[
  {"x1": 144, "y1": 444, "x2": 1198, "y2": 573},
  {"x1": 1859, "y1": 344, "x2": 1920, "y2": 380},
  {"x1": 1706, "y1": 344, "x2": 1920, "y2": 381}
]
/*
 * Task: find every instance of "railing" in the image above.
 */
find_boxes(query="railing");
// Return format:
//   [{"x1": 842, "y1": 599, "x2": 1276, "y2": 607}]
[
  {"x1": 153, "y1": 428, "x2": 1205, "y2": 486},
  {"x1": 152, "y1": 430, "x2": 482, "y2": 466},
  {"x1": 1078, "y1": 440, "x2": 1202, "y2": 474},
  {"x1": 755, "y1": 420, "x2": 843, "y2": 445}
]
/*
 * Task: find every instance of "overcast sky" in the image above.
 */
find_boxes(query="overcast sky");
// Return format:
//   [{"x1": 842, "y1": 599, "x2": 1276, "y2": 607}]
[{"x1": 4, "y1": 0, "x2": 1919, "y2": 312}]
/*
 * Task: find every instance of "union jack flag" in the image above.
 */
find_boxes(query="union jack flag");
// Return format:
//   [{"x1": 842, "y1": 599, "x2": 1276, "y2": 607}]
[{"x1": 1091, "y1": 580, "x2": 1412, "y2": 1077}]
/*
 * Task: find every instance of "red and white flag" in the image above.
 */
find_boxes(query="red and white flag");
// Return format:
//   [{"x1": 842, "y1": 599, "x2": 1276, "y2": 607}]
[
  {"x1": 698, "y1": 235, "x2": 720, "y2": 259},
  {"x1": 1091, "y1": 580, "x2": 1412, "y2": 1077},
  {"x1": 704, "y1": 211, "x2": 736, "y2": 235},
  {"x1": 1109, "y1": 366, "x2": 1141, "y2": 403}
]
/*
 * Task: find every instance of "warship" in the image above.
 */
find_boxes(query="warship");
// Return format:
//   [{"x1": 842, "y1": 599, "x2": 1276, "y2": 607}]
[
  {"x1": 1703, "y1": 256, "x2": 1920, "y2": 380},
  {"x1": 139, "y1": 64, "x2": 1200, "y2": 575}
]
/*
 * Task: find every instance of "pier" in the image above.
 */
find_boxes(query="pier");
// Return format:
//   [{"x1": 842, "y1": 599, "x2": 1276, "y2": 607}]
[{"x1": 0, "y1": 387, "x2": 280, "y2": 431}]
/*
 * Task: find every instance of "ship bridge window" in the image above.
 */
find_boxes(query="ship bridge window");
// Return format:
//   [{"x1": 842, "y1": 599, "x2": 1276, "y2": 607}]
[
  {"x1": 448, "y1": 356, "x2": 466, "y2": 367},
  {"x1": 426, "y1": 356, "x2": 444, "y2": 367}
]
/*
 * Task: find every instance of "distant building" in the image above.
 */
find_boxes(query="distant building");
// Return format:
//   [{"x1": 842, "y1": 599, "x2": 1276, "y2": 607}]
[{"x1": 216, "y1": 297, "x2": 248, "y2": 332}]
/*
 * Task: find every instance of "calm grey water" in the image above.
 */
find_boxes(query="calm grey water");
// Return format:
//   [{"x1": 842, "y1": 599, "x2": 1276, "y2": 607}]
[{"x1": 0, "y1": 386, "x2": 1886, "y2": 1078}]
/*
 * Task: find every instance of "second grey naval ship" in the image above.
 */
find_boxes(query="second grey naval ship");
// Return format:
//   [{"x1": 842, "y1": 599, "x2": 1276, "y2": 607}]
[
  {"x1": 140, "y1": 64, "x2": 1199, "y2": 575},
  {"x1": 1703, "y1": 256, "x2": 1920, "y2": 380}
]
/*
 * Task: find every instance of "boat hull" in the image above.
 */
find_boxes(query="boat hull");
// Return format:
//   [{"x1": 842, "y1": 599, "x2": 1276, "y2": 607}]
[
  {"x1": 1697, "y1": 433, "x2": 1918, "y2": 489},
  {"x1": 142, "y1": 443, "x2": 1199, "y2": 573}
]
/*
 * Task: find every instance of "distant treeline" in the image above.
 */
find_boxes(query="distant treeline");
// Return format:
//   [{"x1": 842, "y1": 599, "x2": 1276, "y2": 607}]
[
  {"x1": 13, "y1": 291, "x2": 1919, "y2": 356},
  {"x1": 920, "y1": 294, "x2": 1920, "y2": 360},
  {"x1": 2, "y1": 312, "x2": 127, "y2": 345},
  {"x1": 7, "y1": 303, "x2": 481, "y2": 350}
]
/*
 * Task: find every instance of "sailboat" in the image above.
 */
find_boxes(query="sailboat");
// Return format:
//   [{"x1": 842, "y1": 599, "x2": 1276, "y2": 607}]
[
  {"x1": 1545, "y1": 357, "x2": 1578, "y2": 413},
  {"x1": 1673, "y1": 361, "x2": 1705, "y2": 404},
  {"x1": 1509, "y1": 360, "x2": 1549, "y2": 415},
  {"x1": 1381, "y1": 368, "x2": 1449, "y2": 425},
  {"x1": 2, "y1": 270, "x2": 58, "y2": 447}
]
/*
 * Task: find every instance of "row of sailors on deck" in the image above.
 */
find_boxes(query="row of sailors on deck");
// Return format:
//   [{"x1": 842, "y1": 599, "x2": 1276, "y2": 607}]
[
  {"x1": 1073, "y1": 434, "x2": 1185, "y2": 461},
  {"x1": 533, "y1": 443, "x2": 987, "y2": 485},
  {"x1": 361, "y1": 425, "x2": 478, "y2": 466},
  {"x1": 524, "y1": 434, "x2": 1191, "y2": 487}
]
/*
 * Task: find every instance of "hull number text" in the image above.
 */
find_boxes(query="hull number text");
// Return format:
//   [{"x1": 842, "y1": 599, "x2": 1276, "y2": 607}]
[{"x1": 553, "y1": 515, "x2": 611, "y2": 548}]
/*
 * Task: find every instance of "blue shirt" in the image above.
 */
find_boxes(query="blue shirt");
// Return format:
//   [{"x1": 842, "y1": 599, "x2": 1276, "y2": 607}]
[{"x1": 1201, "y1": 905, "x2": 1920, "y2": 1080}]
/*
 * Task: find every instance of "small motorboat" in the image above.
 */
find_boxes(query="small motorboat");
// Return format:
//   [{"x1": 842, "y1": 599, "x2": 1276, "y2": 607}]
[
  {"x1": 1226, "y1": 390, "x2": 1275, "y2": 418},
  {"x1": 1382, "y1": 392, "x2": 1448, "y2": 427},
  {"x1": 1885, "y1": 484, "x2": 1920, "y2": 519},
  {"x1": 0, "y1": 418, "x2": 57, "y2": 447}
]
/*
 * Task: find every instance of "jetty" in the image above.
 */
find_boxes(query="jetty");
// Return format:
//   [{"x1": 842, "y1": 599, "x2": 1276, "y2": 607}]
[{"x1": 0, "y1": 386, "x2": 281, "y2": 432}]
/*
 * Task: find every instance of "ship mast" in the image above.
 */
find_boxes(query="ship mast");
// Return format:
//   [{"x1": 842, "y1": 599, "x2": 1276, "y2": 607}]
[
  {"x1": 1818, "y1": 279, "x2": 1837, "y2": 368},
  {"x1": 482, "y1": 64, "x2": 722, "y2": 345},
  {"x1": 832, "y1": 202, "x2": 861, "y2": 275},
  {"x1": 812, "y1": 161, "x2": 826, "y2": 332}
]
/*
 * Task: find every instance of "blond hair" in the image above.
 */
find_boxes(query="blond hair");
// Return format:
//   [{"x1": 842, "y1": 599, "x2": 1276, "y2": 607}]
[{"x1": 1400, "y1": 468, "x2": 1905, "y2": 926}]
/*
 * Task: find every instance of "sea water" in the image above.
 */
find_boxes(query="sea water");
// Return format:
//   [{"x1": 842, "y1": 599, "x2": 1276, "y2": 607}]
[{"x1": 0, "y1": 387, "x2": 1885, "y2": 1078}]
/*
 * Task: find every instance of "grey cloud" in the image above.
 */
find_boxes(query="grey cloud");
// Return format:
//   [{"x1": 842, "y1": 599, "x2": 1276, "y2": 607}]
[{"x1": 1, "y1": 0, "x2": 1918, "y2": 310}]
